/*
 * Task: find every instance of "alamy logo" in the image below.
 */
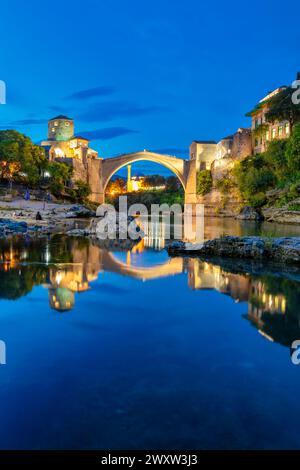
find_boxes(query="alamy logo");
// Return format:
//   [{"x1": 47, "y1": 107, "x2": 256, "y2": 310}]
[
  {"x1": 291, "y1": 340, "x2": 300, "y2": 365},
  {"x1": 292, "y1": 80, "x2": 300, "y2": 105},
  {"x1": 0, "y1": 340, "x2": 6, "y2": 365},
  {"x1": 0, "y1": 80, "x2": 6, "y2": 104}
]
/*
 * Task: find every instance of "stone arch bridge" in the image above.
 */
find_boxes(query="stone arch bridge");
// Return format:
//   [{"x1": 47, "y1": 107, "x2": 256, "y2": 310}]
[{"x1": 72, "y1": 150, "x2": 198, "y2": 205}]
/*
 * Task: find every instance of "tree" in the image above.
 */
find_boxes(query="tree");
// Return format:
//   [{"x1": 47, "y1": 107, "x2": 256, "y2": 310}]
[
  {"x1": 106, "y1": 178, "x2": 126, "y2": 195},
  {"x1": 263, "y1": 140, "x2": 288, "y2": 179},
  {"x1": 265, "y1": 86, "x2": 300, "y2": 130},
  {"x1": 47, "y1": 161, "x2": 73, "y2": 196},
  {"x1": 165, "y1": 175, "x2": 181, "y2": 191},
  {"x1": 143, "y1": 174, "x2": 166, "y2": 189},
  {"x1": 73, "y1": 180, "x2": 91, "y2": 202},
  {"x1": 0, "y1": 130, "x2": 47, "y2": 186},
  {"x1": 286, "y1": 122, "x2": 300, "y2": 174}
]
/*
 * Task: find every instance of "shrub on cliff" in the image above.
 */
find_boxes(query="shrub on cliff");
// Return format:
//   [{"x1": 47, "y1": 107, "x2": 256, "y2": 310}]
[
  {"x1": 233, "y1": 155, "x2": 276, "y2": 201},
  {"x1": 196, "y1": 170, "x2": 213, "y2": 196},
  {"x1": 71, "y1": 180, "x2": 91, "y2": 203},
  {"x1": 233, "y1": 127, "x2": 300, "y2": 207}
]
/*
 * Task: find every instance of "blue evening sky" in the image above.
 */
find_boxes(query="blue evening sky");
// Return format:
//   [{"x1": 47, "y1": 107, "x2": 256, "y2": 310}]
[{"x1": 0, "y1": 0, "x2": 299, "y2": 175}]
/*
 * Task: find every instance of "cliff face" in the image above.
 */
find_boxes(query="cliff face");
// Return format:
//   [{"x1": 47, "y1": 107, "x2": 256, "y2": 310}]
[{"x1": 196, "y1": 157, "x2": 243, "y2": 217}]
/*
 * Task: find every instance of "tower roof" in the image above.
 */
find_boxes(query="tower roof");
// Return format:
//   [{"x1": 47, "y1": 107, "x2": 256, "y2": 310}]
[
  {"x1": 70, "y1": 135, "x2": 90, "y2": 141},
  {"x1": 50, "y1": 115, "x2": 73, "y2": 121},
  {"x1": 192, "y1": 140, "x2": 217, "y2": 144}
]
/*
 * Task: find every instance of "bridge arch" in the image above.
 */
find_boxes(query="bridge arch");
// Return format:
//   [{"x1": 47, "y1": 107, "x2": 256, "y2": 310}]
[
  {"x1": 102, "y1": 250, "x2": 184, "y2": 280},
  {"x1": 102, "y1": 151, "x2": 188, "y2": 196}
]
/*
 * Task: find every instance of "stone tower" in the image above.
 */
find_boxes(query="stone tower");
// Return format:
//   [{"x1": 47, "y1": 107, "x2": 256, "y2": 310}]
[{"x1": 48, "y1": 115, "x2": 74, "y2": 142}]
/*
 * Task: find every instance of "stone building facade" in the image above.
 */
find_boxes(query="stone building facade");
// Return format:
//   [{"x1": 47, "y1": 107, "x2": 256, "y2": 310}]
[
  {"x1": 41, "y1": 115, "x2": 98, "y2": 161},
  {"x1": 247, "y1": 88, "x2": 291, "y2": 154}
]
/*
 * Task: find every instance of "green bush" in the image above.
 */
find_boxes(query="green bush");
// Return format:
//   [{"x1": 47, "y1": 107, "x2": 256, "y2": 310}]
[
  {"x1": 288, "y1": 203, "x2": 300, "y2": 211},
  {"x1": 197, "y1": 170, "x2": 213, "y2": 196},
  {"x1": 248, "y1": 192, "x2": 267, "y2": 208},
  {"x1": 72, "y1": 180, "x2": 91, "y2": 202},
  {"x1": 215, "y1": 177, "x2": 233, "y2": 194},
  {"x1": 232, "y1": 129, "x2": 300, "y2": 208}
]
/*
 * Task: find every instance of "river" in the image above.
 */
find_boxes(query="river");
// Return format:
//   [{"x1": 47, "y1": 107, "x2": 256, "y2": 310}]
[{"x1": 0, "y1": 218, "x2": 300, "y2": 449}]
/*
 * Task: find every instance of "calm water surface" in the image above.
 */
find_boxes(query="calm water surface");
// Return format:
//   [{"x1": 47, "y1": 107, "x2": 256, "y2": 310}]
[{"x1": 0, "y1": 218, "x2": 300, "y2": 449}]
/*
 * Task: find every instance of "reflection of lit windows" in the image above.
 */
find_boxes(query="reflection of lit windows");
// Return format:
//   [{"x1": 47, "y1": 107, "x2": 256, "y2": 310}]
[
  {"x1": 278, "y1": 126, "x2": 283, "y2": 136},
  {"x1": 272, "y1": 128, "x2": 276, "y2": 139}
]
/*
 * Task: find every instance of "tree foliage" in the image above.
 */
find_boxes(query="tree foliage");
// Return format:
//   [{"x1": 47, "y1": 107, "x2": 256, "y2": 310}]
[
  {"x1": 196, "y1": 170, "x2": 213, "y2": 196},
  {"x1": 106, "y1": 178, "x2": 126, "y2": 195},
  {"x1": 265, "y1": 86, "x2": 300, "y2": 130},
  {"x1": 233, "y1": 124, "x2": 300, "y2": 207},
  {"x1": 0, "y1": 130, "x2": 47, "y2": 185}
]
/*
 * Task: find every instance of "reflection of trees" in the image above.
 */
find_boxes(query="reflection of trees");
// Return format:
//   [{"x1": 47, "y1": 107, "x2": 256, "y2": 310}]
[{"x1": 0, "y1": 266, "x2": 47, "y2": 300}]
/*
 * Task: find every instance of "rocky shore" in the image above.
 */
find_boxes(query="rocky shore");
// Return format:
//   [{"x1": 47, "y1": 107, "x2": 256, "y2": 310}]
[
  {"x1": 167, "y1": 236, "x2": 300, "y2": 265},
  {"x1": 0, "y1": 203, "x2": 142, "y2": 241},
  {"x1": 0, "y1": 204, "x2": 95, "y2": 238}
]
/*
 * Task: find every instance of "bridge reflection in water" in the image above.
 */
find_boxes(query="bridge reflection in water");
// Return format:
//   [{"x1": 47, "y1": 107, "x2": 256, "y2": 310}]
[{"x1": 0, "y1": 218, "x2": 298, "y2": 348}]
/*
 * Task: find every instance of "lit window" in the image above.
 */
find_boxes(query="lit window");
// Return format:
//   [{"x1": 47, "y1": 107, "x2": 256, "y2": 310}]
[
  {"x1": 285, "y1": 123, "x2": 290, "y2": 134},
  {"x1": 65, "y1": 121, "x2": 70, "y2": 127},
  {"x1": 266, "y1": 131, "x2": 270, "y2": 141},
  {"x1": 272, "y1": 128, "x2": 277, "y2": 139},
  {"x1": 54, "y1": 121, "x2": 58, "y2": 126},
  {"x1": 51, "y1": 127, "x2": 55, "y2": 132},
  {"x1": 278, "y1": 126, "x2": 283, "y2": 136}
]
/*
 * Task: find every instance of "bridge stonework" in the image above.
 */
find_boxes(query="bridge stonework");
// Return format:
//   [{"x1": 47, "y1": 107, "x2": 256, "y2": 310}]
[{"x1": 72, "y1": 151, "x2": 198, "y2": 206}]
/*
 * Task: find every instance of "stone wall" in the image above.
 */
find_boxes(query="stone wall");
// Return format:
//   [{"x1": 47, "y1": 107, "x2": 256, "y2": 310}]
[{"x1": 231, "y1": 128, "x2": 252, "y2": 159}]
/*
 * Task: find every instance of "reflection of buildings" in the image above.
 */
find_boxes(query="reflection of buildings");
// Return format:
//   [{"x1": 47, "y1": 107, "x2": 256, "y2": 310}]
[
  {"x1": 248, "y1": 280, "x2": 286, "y2": 320},
  {"x1": 43, "y1": 243, "x2": 102, "y2": 312},
  {"x1": 245, "y1": 279, "x2": 288, "y2": 343},
  {"x1": 49, "y1": 288, "x2": 75, "y2": 312},
  {"x1": 187, "y1": 260, "x2": 250, "y2": 302},
  {"x1": 0, "y1": 237, "x2": 297, "y2": 348}
]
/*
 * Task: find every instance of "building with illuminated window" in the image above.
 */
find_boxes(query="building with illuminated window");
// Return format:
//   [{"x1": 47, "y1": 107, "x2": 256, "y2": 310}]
[
  {"x1": 247, "y1": 88, "x2": 291, "y2": 154},
  {"x1": 41, "y1": 115, "x2": 98, "y2": 161}
]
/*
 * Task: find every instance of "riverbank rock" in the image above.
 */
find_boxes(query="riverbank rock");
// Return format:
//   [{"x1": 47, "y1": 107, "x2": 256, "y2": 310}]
[
  {"x1": 262, "y1": 207, "x2": 300, "y2": 224},
  {"x1": 0, "y1": 219, "x2": 28, "y2": 235},
  {"x1": 66, "y1": 214, "x2": 144, "y2": 240},
  {"x1": 65, "y1": 206, "x2": 96, "y2": 218},
  {"x1": 235, "y1": 206, "x2": 264, "y2": 221},
  {"x1": 167, "y1": 236, "x2": 300, "y2": 265}
]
